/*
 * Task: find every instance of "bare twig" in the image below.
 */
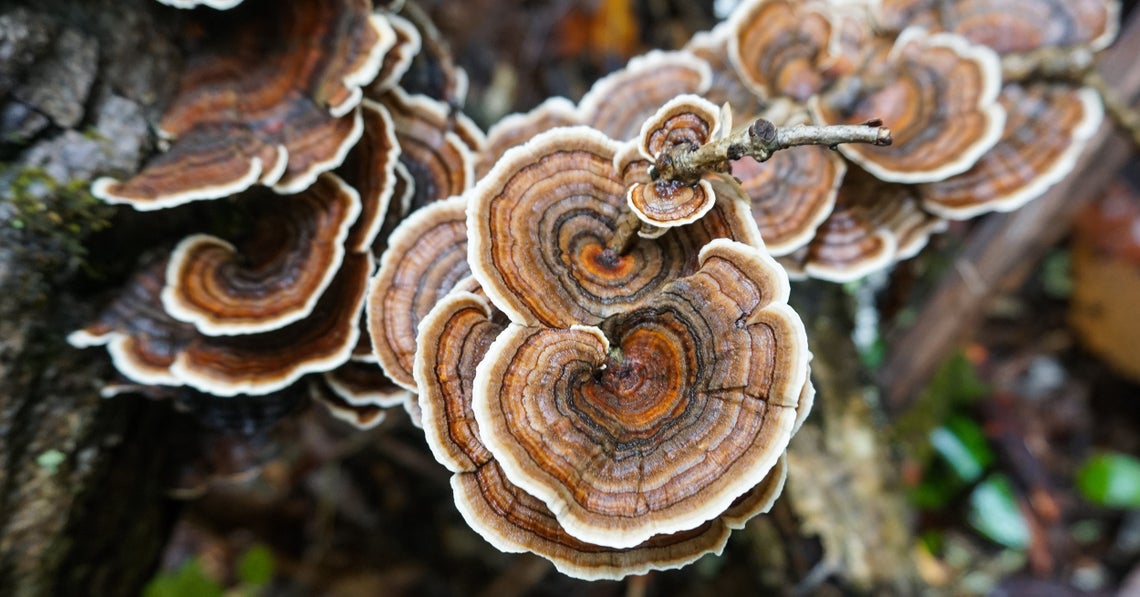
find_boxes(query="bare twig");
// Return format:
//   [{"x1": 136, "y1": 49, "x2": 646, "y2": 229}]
[
  {"x1": 606, "y1": 209, "x2": 645, "y2": 255},
  {"x1": 649, "y1": 117, "x2": 892, "y2": 186}
]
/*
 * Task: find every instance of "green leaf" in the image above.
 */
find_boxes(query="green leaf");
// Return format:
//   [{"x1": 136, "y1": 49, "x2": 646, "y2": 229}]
[
  {"x1": 36, "y1": 449, "x2": 66, "y2": 474},
  {"x1": 927, "y1": 352, "x2": 989, "y2": 406},
  {"x1": 143, "y1": 559, "x2": 224, "y2": 597},
  {"x1": 968, "y1": 474, "x2": 1029, "y2": 550},
  {"x1": 1076, "y1": 453, "x2": 1140, "y2": 508},
  {"x1": 237, "y1": 544, "x2": 275, "y2": 587},
  {"x1": 930, "y1": 416, "x2": 993, "y2": 483}
]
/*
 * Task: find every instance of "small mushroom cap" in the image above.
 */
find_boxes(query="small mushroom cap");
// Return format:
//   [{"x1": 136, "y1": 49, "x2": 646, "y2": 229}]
[
  {"x1": 811, "y1": 28, "x2": 1005, "y2": 184},
  {"x1": 728, "y1": 0, "x2": 840, "y2": 102},
  {"x1": 68, "y1": 257, "x2": 194, "y2": 387},
  {"x1": 366, "y1": 13, "x2": 422, "y2": 97},
  {"x1": 170, "y1": 253, "x2": 373, "y2": 397},
  {"x1": 337, "y1": 100, "x2": 402, "y2": 253},
  {"x1": 380, "y1": 87, "x2": 484, "y2": 212},
  {"x1": 627, "y1": 180, "x2": 718, "y2": 229},
  {"x1": 476, "y1": 97, "x2": 582, "y2": 180},
  {"x1": 416, "y1": 288, "x2": 791, "y2": 579},
  {"x1": 468, "y1": 126, "x2": 759, "y2": 328},
  {"x1": 94, "y1": 1, "x2": 391, "y2": 208},
  {"x1": 636, "y1": 94, "x2": 722, "y2": 161},
  {"x1": 324, "y1": 359, "x2": 411, "y2": 408},
  {"x1": 368, "y1": 195, "x2": 471, "y2": 391},
  {"x1": 919, "y1": 84, "x2": 1103, "y2": 219},
  {"x1": 161, "y1": 173, "x2": 362, "y2": 336},
  {"x1": 473, "y1": 240, "x2": 809, "y2": 547},
  {"x1": 879, "y1": 0, "x2": 1121, "y2": 53},
  {"x1": 310, "y1": 378, "x2": 388, "y2": 430},
  {"x1": 578, "y1": 50, "x2": 712, "y2": 141},
  {"x1": 154, "y1": 0, "x2": 245, "y2": 9}
]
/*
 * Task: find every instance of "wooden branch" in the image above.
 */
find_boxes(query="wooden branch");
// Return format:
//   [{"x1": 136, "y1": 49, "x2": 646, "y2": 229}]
[
  {"x1": 650, "y1": 118, "x2": 892, "y2": 186},
  {"x1": 880, "y1": 10, "x2": 1140, "y2": 413}
]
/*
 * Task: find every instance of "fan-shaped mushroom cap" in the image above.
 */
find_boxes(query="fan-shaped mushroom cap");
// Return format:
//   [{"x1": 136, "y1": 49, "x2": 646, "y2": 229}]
[
  {"x1": 368, "y1": 195, "x2": 471, "y2": 391},
  {"x1": 372, "y1": 160, "x2": 416, "y2": 257},
  {"x1": 324, "y1": 359, "x2": 411, "y2": 408},
  {"x1": 415, "y1": 289, "x2": 790, "y2": 579},
  {"x1": 170, "y1": 253, "x2": 372, "y2": 396},
  {"x1": 468, "y1": 126, "x2": 759, "y2": 329},
  {"x1": 311, "y1": 377, "x2": 388, "y2": 430},
  {"x1": 162, "y1": 174, "x2": 361, "y2": 336},
  {"x1": 472, "y1": 239, "x2": 808, "y2": 547},
  {"x1": 155, "y1": 0, "x2": 244, "y2": 9},
  {"x1": 728, "y1": 0, "x2": 840, "y2": 103},
  {"x1": 919, "y1": 84, "x2": 1103, "y2": 219},
  {"x1": 68, "y1": 257, "x2": 193, "y2": 387},
  {"x1": 476, "y1": 97, "x2": 582, "y2": 179},
  {"x1": 380, "y1": 87, "x2": 484, "y2": 212},
  {"x1": 878, "y1": 0, "x2": 1121, "y2": 53},
  {"x1": 578, "y1": 50, "x2": 712, "y2": 141},
  {"x1": 789, "y1": 167, "x2": 944, "y2": 281},
  {"x1": 92, "y1": 0, "x2": 393, "y2": 209},
  {"x1": 811, "y1": 28, "x2": 1004, "y2": 184},
  {"x1": 627, "y1": 95, "x2": 722, "y2": 228},
  {"x1": 367, "y1": 14, "x2": 422, "y2": 97},
  {"x1": 338, "y1": 100, "x2": 402, "y2": 253}
]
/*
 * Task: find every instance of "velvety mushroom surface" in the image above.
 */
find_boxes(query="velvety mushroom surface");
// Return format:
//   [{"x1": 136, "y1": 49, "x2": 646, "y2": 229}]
[
  {"x1": 918, "y1": 84, "x2": 1103, "y2": 218},
  {"x1": 368, "y1": 196, "x2": 471, "y2": 391},
  {"x1": 476, "y1": 97, "x2": 582, "y2": 179},
  {"x1": 92, "y1": 0, "x2": 392, "y2": 209},
  {"x1": 468, "y1": 126, "x2": 759, "y2": 329},
  {"x1": 415, "y1": 289, "x2": 789, "y2": 578},
  {"x1": 473, "y1": 240, "x2": 808, "y2": 547},
  {"x1": 728, "y1": 0, "x2": 839, "y2": 102},
  {"x1": 811, "y1": 28, "x2": 1005, "y2": 184},
  {"x1": 162, "y1": 174, "x2": 362, "y2": 335},
  {"x1": 337, "y1": 100, "x2": 401, "y2": 253}
]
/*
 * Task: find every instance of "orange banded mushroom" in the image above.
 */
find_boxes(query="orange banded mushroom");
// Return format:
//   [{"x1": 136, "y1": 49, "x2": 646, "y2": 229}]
[
  {"x1": 366, "y1": 14, "x2": 423, "y2": 97},
  {"x1": 476, "y1": 97, "x2": 582, "y2": 180},
  {"x1": 686, "y1": 23, "x2": 766, "y2": 122},
  {"x1": 368, "y1": 195, "x2": 471, "y2": 391},
  {"x1": 468, "y1": 126, "x2": 760, "y2": 329},
  {"x1": 472, "y1": 239, "x2": 809, "y2": 547},
  {"x1": 918, "y1": 84, "x2": 1103, "y2": 218},
  {"x1": 728, "y1": 0, "x2": 840, "y2": 103},
  {"x1": 310, "y1": 377, "x2": 388, "y2": 430},
  {"x1": 92, "y1": 0, "x2": 393, "y2": 209},
  {"x1": 337, "y1": 100, "x2": 402, "y2": 253},
  {"x1": 161, "y1": 173, "x2": 362, "y2": 336},
  {"x1": 414, "y1": 289, "x2": 790, "y2": 578},
  {"x1": 578, "y1": 50, "x2": 712, "y2": 141},
  {"x1": 811, "y1": 27, "x2": 1005, "y2": 184}
]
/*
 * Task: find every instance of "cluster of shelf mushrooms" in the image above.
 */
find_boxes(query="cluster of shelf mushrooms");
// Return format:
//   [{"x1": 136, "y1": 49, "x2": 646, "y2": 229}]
[{"x1": 69, "y1": 0, "x2": 1122, "y2": 581}]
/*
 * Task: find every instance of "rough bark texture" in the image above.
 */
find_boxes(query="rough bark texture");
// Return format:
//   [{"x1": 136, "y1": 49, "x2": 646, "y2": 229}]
[{"x1": 0, "y1": 1, "x2": 183, "y2": 594}]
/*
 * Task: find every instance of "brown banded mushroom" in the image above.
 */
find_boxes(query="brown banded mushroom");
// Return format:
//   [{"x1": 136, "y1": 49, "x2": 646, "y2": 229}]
[
  {"x1": 337, "y1": 99, "x2": 402, "y2": 253},
  {"x1": 368, "y1": 195, "x2": 471, "y2": 391},
  {"x1": 876, "y1": 0, "x2": 1120, "y2": 54},
  {"x1": 414, "y1": 288, "x2": 790, "y2": 578},
  {"x1": 472, "y1": 239, "x2": 809, "y2": 547},
  {"x1": 627, "y1": 95, "x2": 723, "y2": 229},
  {"x1": 918, "y1": 84, "x2": 1103, "y2": 218},
  {"x1": 728, "y1": 0, "x2": 841, "y2": 103},
  {"x1": 161, "y1": 173, "x2": 362, "y2": 335},
  {"x1": 810, "y1": 27, "x2": 1005, "y2": 184},
  {"x1": 468, "y1": 126, "x2": 760, "y2": 329},
  {"x1": 170, "y1": 252, "x2": 373, "y2": 396},
  {"x1": 155, "y1": 0, "x2": 244, "y2": 8},
  {"x1": 366, "y1": 13, "x2": 423, "y2": 97},
  {"x1": 310, "y1": 376, "x2": 389, "y2": 430},
  {"x1": 92, "y1": 0, "x2": 393, "y2": 209},
  {"x1": 730, "y1": 103, "x2": 846, "y2": 256},
  {"x1": 379, "y1": 87, "x2": 484, "y2": 212},
  {"x1": 578, "y1": 50, "x2": 712, "y2": 141},
  {"x1": 686, "y1": 23, "x2": 767, "y2": 122},
  {"x1": 476, "y1": 97, "x2": 582, "y2": 180},
  {"x1": 783, "y1": 167, "x2": 945, "y2": 282}
]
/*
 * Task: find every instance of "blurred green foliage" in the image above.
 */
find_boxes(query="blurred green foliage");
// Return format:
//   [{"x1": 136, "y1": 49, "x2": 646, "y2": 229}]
[{"x1": 1077, "y1": 452, "x2": 1140, "y2": 508}]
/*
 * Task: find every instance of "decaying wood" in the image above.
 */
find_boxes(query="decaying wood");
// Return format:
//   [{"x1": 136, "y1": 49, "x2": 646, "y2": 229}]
[{"x1": 881, "y1": 9, "x2": 1140, "y2": 412}]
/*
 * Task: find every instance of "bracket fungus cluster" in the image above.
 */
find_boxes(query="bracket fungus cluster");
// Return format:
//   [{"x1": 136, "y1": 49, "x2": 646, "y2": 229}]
[{"x1": 68, "y1": 0, "x2": 1126, "y2": 581}]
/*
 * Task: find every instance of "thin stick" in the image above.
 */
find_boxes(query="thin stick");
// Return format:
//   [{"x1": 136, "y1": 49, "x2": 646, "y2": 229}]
[
  {"x1": 650, "y1": 117, "x2": 892, "y2": 186},
  {"x1": 606, "y1": 210, "x2": 643, "y2": 255}
]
